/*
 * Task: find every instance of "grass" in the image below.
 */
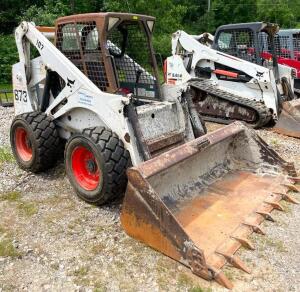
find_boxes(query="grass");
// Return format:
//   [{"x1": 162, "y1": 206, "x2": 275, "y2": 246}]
[
  {"x1": 255, "y1": 235, "x2": 287, "y2": 253},
  {"x1": 0, "y1": 191, "x2": 21, "y2": 202},
  {"x1": 17, "y1": 202, "x2": 38, "y2": 216},
  {"x1": 90, "y1": 243, "x2": 105, "y2": 255},
  {"x1": 0, "y1": 190, "x2": 38, "y2": 217},
  {"x1": 0, "y1": 84, "x2": 12, "y2": 90},
  {"x1": 189, "y1": 287, "x2": 212, "y2": 292},
  {"x1": 0, "y1": 147, "x2": 14, "y2": 165},
  {"x1": 270, "y1": 138, "x2": 279, "y2": 146},
  {"x1": 0, "y1": 238, "x2": 20, "y2": 257},
  {"x1": 73, "y1": 266, "x2": 89, "y2": 277},
  {"x1": 177, "y1": 273, "x2": 194, "y2": 287}
]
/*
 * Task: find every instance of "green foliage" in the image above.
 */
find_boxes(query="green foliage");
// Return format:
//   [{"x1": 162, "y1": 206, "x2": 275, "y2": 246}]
[
  {"x1": 213, "y1": 0, "x2": 257, "y2": 28},
  {"x1": 0, "y1": 191, "x2": 21, "y2": 202},
  {"x1": 19, "y1": 0, "x2": 70, "y2": 26},
  {"x1": 0, "y1": 34, "x2": 18, "y2": 84},
  {"x1": 0, "y1": 238, "x2": 20, "y2": 257},
  {"x1": 0, "y1": 147, "x2": 15, "y2": 165},
  {"x1": 1, "y1": 0, "x2": 300, "y2": 83},
  {"x1": 257, "y1": 0, "x2": 296, "y2": 28}
]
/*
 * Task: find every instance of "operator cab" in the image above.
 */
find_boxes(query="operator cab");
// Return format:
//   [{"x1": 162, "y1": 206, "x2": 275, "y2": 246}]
[
  {"x1": 214, "y1": 22, "x2": 279, "y2": 66},
  {"x1": 55, "y1": 13, "x2": 161, "y2": 99}
]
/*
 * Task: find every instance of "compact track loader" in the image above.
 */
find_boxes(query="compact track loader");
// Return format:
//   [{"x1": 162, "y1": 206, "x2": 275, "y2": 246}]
[
  {"x1": 211, "y1": 22, "x2": 300, "y2": 138},
  {"x1": 11, "y1": 13, "x2": 299, "y2": 288},
  {"x1": 164, "y1": 28, "x2": 300, "y2": 138}
]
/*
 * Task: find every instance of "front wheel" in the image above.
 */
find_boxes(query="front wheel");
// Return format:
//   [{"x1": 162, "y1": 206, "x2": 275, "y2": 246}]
[
  {"x1": 64, "y1": 127, "x2": 131, "y2": 205},
  {"x1": 10, "y1": 112, "x2": 60, "y2": 172}
]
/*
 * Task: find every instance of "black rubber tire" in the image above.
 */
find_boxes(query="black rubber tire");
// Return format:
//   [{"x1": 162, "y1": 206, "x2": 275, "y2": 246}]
[
  {"x1": 65, "y1": 127, "x2": 131, "y2": 205},
  {"x1": 10, "y1": 112, "x2": 60, "y2": 172}
]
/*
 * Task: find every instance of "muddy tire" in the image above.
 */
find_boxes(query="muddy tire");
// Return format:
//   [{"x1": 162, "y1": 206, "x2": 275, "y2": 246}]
[
  {"x1": 64, "y1": 127, "x2": 131, "y2": 205},
  {"x1": 10, "y1": 112, "x2": 60, "y2": 172}
]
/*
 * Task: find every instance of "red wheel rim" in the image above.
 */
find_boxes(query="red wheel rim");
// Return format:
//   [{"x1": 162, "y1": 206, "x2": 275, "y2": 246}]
[
  {"x1": 71, "y1": 146, "x2": 101, "y2": 191},
  {"x1": 15, "y1": 127, "x2": 33, "y2": 161}
]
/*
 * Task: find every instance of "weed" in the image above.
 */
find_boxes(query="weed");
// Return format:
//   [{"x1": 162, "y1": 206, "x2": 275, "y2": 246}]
[
  {"x1": 270, "y1": 139, "x2": 279, "y2": 146},
  {"x1": 74, "y1": 266, "x2": 89, "y2": 277},
  {"x1": 17, "y1": 202, "x2": 38, "y2": 216},
  {"x1": 0, "y1": 147, "x2": 14, "y2": 165},
  {"x1": 90, "y1": 243, "x2": 105, "y2": 254},
  {"x1": 177, "y1": 273, "x2": 194, "y2": 286},
  {"x1": 189, "y1": 287, "x2": 212, "y2": 292},
  {"x1": 0, "y1": 191, "x2": 21, "y2": 202},
  {"x1": 223, "y1": 268, "x2": 235, "y2": 281},
  {"x1": 94, "y1": 288, "x2": 105, "y2": 292},
  {"x1": 0, "y1": 238, "x2": 20, "y2": 257}
]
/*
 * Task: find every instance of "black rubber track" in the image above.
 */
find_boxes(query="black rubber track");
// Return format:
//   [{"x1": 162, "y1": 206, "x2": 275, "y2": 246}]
[
  {"x1": 189, "y1": 78, "x2": 273, "y2": 128},
  {"x1": 11, "y1": 112, "x2": 60, "y2": 172},
  {"x1": 82, "y1": 127, "x2": 131, "y2": 204}
]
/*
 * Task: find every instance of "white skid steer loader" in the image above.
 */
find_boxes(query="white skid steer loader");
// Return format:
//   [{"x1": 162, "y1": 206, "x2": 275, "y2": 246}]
[
  {"x1": 164, "y1": 30, "x2": 299, "y2": 136},
  {"x1": 11, "y1": 13, "x2": 299, "y2": 289}
]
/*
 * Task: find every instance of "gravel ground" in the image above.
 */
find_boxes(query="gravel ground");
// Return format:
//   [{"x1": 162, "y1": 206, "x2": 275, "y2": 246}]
[{"x1": 0, "y1": 106, "x2": 299, "y2": 292}]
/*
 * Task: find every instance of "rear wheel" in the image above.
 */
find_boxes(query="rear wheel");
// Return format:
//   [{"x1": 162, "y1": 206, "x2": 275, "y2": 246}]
[
  {"x1": 10, "y1": 112, "x2": 60, "y2": 172},
  {"x1": 65, "y1": 127, "x2": 130, "y2": 205}
]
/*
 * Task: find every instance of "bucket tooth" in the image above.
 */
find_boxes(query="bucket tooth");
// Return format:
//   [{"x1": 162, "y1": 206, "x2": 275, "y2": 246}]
[
  {"x1": 282, "y1": 183, "x2": 300, "y2": 193},
  {"x1": 242, "y1": 222, "x2": 265, "y2": 235},
  {"x1": 274, "y1": 192, "x2": 299, "y2": 204},
  {"x1": 256, "y1": 211, "x2": 275, "y2": 222},
  {"x1": 264, "y1": 200, "x2": 284, "y2": 211},
  {"x1": 231, "y1": 236, "x2": 255, "y2": 250},
  {"x1": 210, "y1": 267, "x2": 234, "y2": 289},
  {"x1": 287, "y1": 176, "x2": 300, "y2": 184},
  {"x1": 217, "y1": 252, "x2": 251, "y2": 274}
]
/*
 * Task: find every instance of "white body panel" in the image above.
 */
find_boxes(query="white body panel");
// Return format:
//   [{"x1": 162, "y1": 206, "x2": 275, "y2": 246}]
[{"x1": 166, "y1": 30, "x2": 284, "y2": 120}]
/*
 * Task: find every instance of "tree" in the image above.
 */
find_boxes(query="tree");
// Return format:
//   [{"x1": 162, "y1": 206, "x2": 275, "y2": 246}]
[
  {"x1": 19, "y1": 0, "x2": 70, "y2": 26},
  {"x1": 213, "y1": 0, "x2": 257, "y2": 29},
  {"x1": 257, "y1": 0, "x2": 296, "y2": 28}
]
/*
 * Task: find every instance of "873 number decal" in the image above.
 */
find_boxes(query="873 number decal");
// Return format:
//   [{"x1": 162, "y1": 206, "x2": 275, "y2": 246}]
[{"x1": 14, "y1": 90, "x2": 28, "y2": 102}]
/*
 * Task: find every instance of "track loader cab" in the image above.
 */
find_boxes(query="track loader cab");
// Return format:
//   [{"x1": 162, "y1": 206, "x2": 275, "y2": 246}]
[
  {"x1": 212, "y1": 22, "x2": 300, "y2": 138},
  {"x1": 55, "y1": 13, "x2": 161, "y2": 99},
  {"x1": 213, "y1": 22, "x2": 279, "y2": 68},
  {"x1": 277, "y1": 29, "x2": 300, "y2": 93}
]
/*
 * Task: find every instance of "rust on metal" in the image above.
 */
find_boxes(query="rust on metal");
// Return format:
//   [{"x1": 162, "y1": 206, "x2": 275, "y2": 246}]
[
  {"x1": 147, "y1": 132, "x2": 184, "y2": 154},
  {"x1": 210, "y1": 267, "x2": 234, "y2": 289},
  {"x1": 231, "y1": 236, "x2": 255, "y2": 250},
  {"x1": 273, "y1": 99, "x2": 300, "y2": 138},
  {"x1": 256, "y1": 211, "x2": 275, "y2": 222},
  {"x1": 282, "y1": 183, "x2": 300, "y2": 192},
  {"x1": 288, "y1": 176, "x2": 300, "y2": 183},
  {"x1": 274, "y1": 192, "x2": 299, "y2": 204},
  {"x1": 121, "y1": 122, "x2": 298, "y2": 288},
  {"x1": 264, "y1": 200, "x2": 284, "y2": 211},
  {"x1": 216, "y1": 252, "x2": 251, "y2": 273},
  {"x1": 242, "y1": 222, "x2": 266, "y2": 235}
]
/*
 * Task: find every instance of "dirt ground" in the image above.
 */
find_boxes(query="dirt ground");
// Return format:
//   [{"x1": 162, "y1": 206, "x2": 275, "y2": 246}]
[{"x1": 0, "y1": 106, "x2": 299, "y2": 292}]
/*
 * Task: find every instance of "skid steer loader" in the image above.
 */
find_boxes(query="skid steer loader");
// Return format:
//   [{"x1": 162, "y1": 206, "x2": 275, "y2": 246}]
[
  {"x1": 210, "y1": 22, "x2": 300, "y2": 138},
  {"x1": 11, "y1": 13, "x2": 299, "y2": 288},
  {"x1": 164, "y1": 28, "x2": 300, "y2": 138}
]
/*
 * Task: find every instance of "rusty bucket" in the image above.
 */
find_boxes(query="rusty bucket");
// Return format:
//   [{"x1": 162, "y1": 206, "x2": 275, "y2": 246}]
[
  {"x1": 121, "y1": 122, "x2": 299, "y2": 288},
  {"x1": 273, "y1": 99, "x2": 300, "y2": 138}
]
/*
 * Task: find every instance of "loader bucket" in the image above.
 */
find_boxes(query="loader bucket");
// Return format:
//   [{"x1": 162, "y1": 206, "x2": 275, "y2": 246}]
[
  {"x1": 273, "y1": 99, "x2": 300, "y2": 138},
  {"x1": 121, "y1": 122, "x2": 299, "y2": 288}
]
